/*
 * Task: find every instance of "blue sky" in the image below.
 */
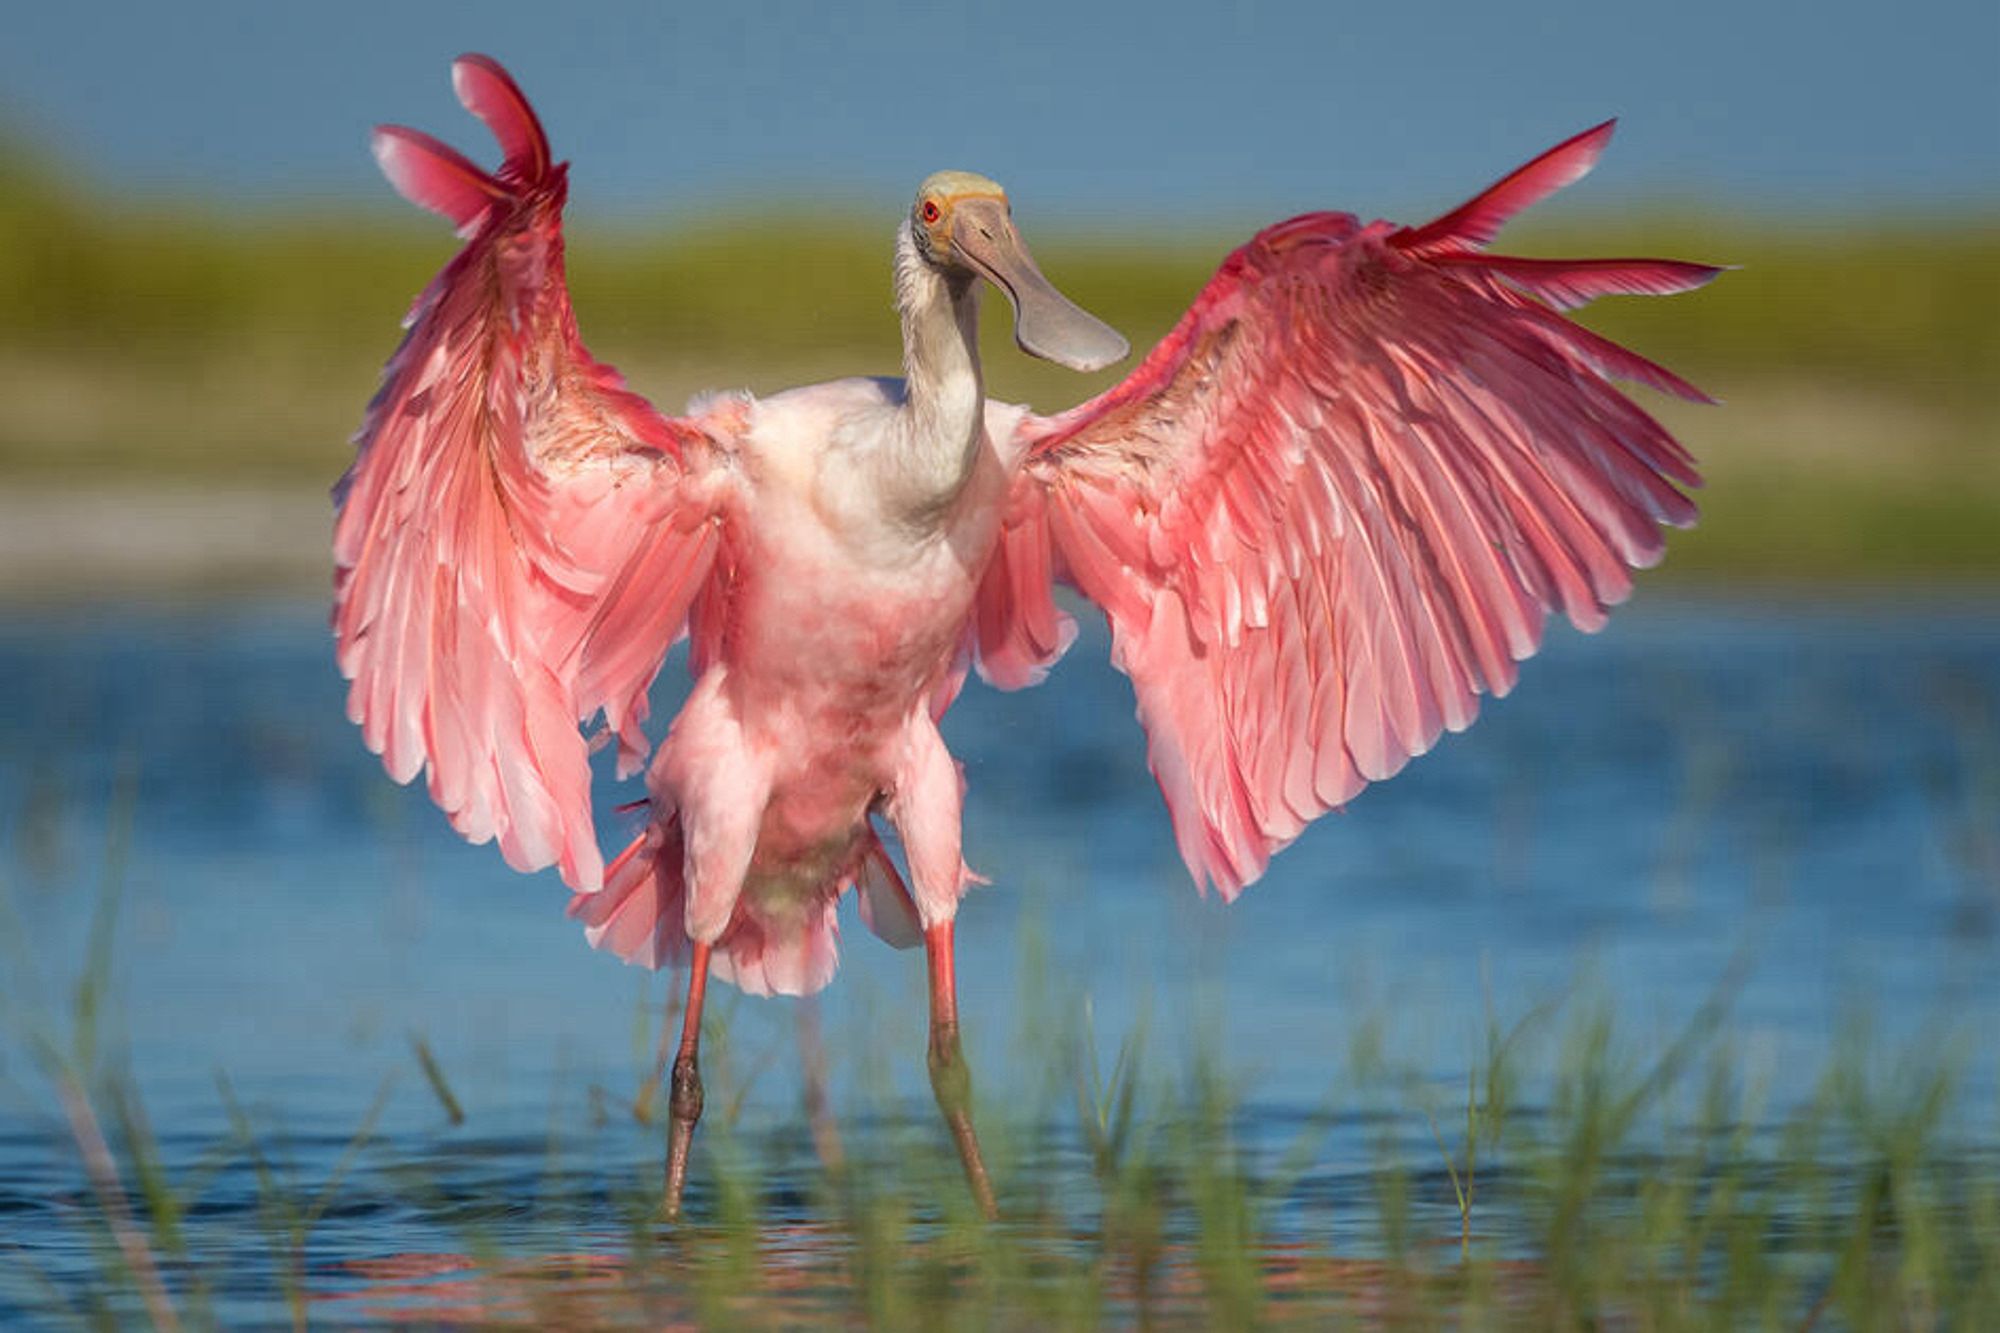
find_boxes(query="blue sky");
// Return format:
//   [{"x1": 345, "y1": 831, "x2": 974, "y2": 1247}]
[{"x1": 3, "y1": 0, "x2": 1995, "y2": 226}]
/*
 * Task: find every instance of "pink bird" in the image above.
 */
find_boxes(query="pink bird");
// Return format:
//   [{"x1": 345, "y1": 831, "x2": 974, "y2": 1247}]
[{"x1": 334, "y1": 55, "x2": 1719, "y2": 1219}]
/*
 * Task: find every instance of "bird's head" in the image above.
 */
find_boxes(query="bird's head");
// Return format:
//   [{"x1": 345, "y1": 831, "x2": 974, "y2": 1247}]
[{"x1": 909, "y1": 171, "x2": 1128, "y2": 373}]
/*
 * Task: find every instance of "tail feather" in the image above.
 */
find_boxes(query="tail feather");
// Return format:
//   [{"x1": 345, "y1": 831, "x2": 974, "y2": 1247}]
[
  {"x1": 567, "y1": 821, "x2": 921, "y2": 995},
  {"x1": 711, "y1": 904, "x2": 842, "y2": 998},
  {"x1": 1394, "y1": 120, "x2": 1616, "y2": 256}
]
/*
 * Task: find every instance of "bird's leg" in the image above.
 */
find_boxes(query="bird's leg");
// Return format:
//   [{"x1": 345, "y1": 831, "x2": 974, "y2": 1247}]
[
  {"x1": 662, "y1": 941, "x2": 711, "y2": 1221},
  {"x1": 925, "y1": 920, "x2": 998, "y2": 1220},
  {"x1": 796, "y1": 996, "x2": 845, "y2": 1179}
]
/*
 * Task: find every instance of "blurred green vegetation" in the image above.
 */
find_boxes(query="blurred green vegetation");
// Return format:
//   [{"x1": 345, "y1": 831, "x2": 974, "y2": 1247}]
[{"x1": 1, "y1": 138, "x2": 1995, "y2": 582}]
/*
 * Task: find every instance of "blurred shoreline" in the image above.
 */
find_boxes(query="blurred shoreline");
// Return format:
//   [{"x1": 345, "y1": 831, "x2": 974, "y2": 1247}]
[
  {"x1": 3, "y1": 142, "x2": 1995, "y2": 596},
  {"x1": 0, "y1": 485, "x2": 331, "y2": 602},
  {"x1": 3, "y1": 480, "x2": 1998, "y2": 607}
]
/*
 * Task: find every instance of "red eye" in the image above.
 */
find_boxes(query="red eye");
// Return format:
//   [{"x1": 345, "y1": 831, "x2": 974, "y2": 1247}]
[{"x1": 920, "y1": 200, "x2": 941, "y2": 224}]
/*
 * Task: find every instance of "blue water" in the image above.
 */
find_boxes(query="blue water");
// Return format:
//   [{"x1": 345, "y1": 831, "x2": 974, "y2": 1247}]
[{"x1": 1, "y1": 595, "x2": 1997, "y2": 1319}]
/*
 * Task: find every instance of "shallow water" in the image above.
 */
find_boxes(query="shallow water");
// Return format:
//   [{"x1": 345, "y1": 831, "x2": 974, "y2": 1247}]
[{"x1": 1, "y1": 595, "x2": 1997, "y2": 1322}]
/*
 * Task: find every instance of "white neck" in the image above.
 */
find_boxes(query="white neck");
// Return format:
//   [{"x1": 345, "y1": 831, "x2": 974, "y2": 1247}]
[{"x1": 887, "y1": 220, "x2": 985, "y2": 515}]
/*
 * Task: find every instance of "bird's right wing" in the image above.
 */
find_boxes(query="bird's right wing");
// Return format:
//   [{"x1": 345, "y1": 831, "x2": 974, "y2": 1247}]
[{"x1": 334, "y1": 55, "x2": 743, "y2": 893}]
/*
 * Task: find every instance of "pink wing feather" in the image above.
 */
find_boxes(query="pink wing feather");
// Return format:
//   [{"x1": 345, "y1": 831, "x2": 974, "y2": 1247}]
[
  {"x1": 1395, "y1": 120, "x2": 1615, "y2": 256},
  {"x1": 334, "y1": 55, "x2": 740, "y2": 893},
  {"x1": 977, "y1": 127, "x2": 1721, "y2": 898}
]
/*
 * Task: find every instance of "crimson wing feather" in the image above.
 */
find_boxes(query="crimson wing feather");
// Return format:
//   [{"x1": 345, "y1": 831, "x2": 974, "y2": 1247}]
[
  {"x1": 334, "y1": 55, "x2": 738, "y2": 893},
  {"x1": 977, "y1": 129, "x2": 1719, "y2": 898}
]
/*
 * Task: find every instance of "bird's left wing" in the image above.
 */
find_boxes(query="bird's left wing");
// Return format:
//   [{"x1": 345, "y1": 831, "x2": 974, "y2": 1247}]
[
  {"x1": 974, "y1": 122, "x2": 1721, "y2": 897},
  {"x1": 334, "y1": 55, "x2": 742, "y2": 893}
]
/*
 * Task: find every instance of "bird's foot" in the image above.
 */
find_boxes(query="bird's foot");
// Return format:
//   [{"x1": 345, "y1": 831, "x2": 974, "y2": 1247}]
[{"x1": 662, "y1": 1052, "x2": 703, "y2": 1221}]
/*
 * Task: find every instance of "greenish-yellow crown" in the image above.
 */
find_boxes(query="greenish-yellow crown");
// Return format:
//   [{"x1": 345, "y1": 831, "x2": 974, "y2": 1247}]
[{"x1": 912, "y1": 171, "x2": 1008, "y2": 265}]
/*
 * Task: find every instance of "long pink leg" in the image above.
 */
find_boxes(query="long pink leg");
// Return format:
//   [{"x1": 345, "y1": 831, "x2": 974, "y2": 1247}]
[
  {"x1": 653, "y1": 675, "x2": 768, "y2": 1220},
  {"x1": 925, "y1": 920, "x2": 998, "y2": 1220},
  {"x1": 663, "y1": 941, "x2": 711, "y2": 1221}
]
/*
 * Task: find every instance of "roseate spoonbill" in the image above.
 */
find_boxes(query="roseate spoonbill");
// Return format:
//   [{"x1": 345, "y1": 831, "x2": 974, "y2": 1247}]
[{"x1": 334, "y1": 54, "x2": 1720, "y2": 1220}]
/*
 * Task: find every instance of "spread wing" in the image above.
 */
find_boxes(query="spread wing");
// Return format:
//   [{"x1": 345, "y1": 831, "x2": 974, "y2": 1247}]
[
  {"x1": 974, "y1": 122, "x2": 1721, "y2": 897},
  {"x1": 333, "y1": 55, "x2": 741, "y2": 892}
]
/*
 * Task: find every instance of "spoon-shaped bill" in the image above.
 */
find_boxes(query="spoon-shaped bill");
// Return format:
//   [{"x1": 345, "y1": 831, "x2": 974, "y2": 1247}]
[{"x1": 950, "y1": 199, "x2": 1129, "y2": 373}]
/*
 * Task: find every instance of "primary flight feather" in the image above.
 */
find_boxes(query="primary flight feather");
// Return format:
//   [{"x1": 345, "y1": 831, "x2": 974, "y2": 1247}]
[{"x1": 333, "y1": 54, "x2": 1720, "y2": 1218}]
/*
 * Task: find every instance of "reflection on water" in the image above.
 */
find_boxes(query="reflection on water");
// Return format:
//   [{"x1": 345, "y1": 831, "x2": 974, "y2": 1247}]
[
  {"x1": 315, "y1": 1235, "x2": 1552, "y2": 1327},
  {"x1": 1, "y1": 595, "x2": 1996, "y2": 1322}
]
